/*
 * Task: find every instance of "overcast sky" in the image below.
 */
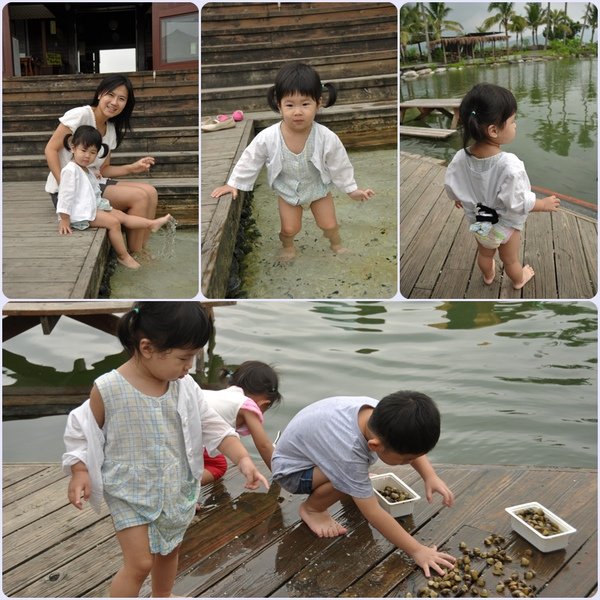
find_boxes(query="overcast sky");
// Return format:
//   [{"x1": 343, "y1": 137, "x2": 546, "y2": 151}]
[{"x1": 441, "y1": 2, "x2": 588, "y2": 35}]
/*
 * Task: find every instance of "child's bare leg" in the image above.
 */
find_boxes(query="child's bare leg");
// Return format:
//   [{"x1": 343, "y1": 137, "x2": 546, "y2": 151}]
[
  {"x1": 278, "y1": 198, "x2": 302, "y2": 261},
  {"x1": 151, "y1": 545, "x2": 180, "y2": 598},
  {"x1": 300, "y1": 466, "x2": 347, "y2": 538},
  {"x1": 110, "y1": 525, "x2": 153, "y2": 597},
  {"x1": 475, "y1": 242, "x2": 496, "y2": 285},
  {"x1": 90, "y1": 212, "x2": 141, "y2": 269},
  {"x1": 311, "y1": 193, "x2": 348, "y2": 253},
  {"x1": 498, "y1": 231, "x2": 535, "y2": 289},
  {"x1": 110, "y1": 208, "x2": 172, "y2": 233}
]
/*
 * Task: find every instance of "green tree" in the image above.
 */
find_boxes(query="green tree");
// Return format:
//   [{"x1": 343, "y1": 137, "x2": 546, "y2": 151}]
[
  {"x1": 484, "y1": 2, "x2": 515, "y2": 55},
  {"x1": 510, "y1": 14, "x2": 528, "y2": 49},
  {"x1": 525, "y1": 2, "x2": 546, "y2": 47},
  {"x1": 425, "y1": 2, "x2": 463, "y2": 64},
  {"x1": 581, "y1": 2, "x2": 598, "y2": 43},
  {"x1": 400, "y1": 4, "x2": 423, "y2": 61}
]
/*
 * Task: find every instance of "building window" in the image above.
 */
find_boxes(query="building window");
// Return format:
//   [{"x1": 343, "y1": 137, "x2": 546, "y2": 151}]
[{"x1": 160, "y1": 12, "x2": 197, "y2": 64}]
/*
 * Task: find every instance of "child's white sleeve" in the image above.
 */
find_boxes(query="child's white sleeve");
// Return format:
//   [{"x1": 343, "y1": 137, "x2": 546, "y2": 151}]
[
  {"x1": 497, "y1": 166, "x2": 537, "y2": 215},
  {"x1": 323, "y1": 136, "x2": 357, "y2": 193},
  {"x1": 198, "y1": 394, "x2": 238, "y2": 456},
  {"x1": 56, "y1": 167, "x2": 77, "y2": 215},
  {"x1": 227, "y1": 136, "x2": 268, "y2": 191}
]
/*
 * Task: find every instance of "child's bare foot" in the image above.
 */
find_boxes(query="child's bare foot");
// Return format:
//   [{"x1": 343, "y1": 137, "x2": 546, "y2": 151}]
[
  {"x1": 278, "y1": 246, "x2": 296, "y2": 263},
  {"x1": 150, "y1": 213, "x2": 174, "y2": 233},
  {"x1": 513, "y1": 264, "x2": 535, "y2": 289},
  {"x1": 483, "y1": 260, "x2": 495, "y2": 285},
  {"x1": 117, "y1": 254, "x2": 141, "y2": 269},
  {"x1": 299, "y1": 501, "x2": 347, "y2": 538},
  {"x1": 331, "y1": 244, "x2": 350, "y2": 254}
]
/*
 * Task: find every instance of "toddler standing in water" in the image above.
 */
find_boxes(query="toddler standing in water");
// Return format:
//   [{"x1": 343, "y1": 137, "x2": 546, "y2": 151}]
[
  {"x1": 63, "y1": 302, "x2": 268, "y2": 598},
  {"x1": 211, "y1": 62, "x2": 374, "y2": 261},
  {"x1": 57, "y1": 125, "x2": 173, "y2": 269},
  {"x1": 444, "y1": 83, "x2": 560, "y2": 289},
  {"x1": 200, "y1": 361, "x2": 281, "y2": 502}
]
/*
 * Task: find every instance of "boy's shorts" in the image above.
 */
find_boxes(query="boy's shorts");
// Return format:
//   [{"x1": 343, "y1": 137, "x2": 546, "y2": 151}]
[
  {"x1": 274, "y1": 467, "x2": 315, "y2": 494},
  {"x1": 470, "y1": 222, "x2": 515, "y2": 249}
]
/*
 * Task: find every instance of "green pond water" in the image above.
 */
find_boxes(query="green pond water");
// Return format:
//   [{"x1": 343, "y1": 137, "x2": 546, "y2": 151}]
[
  {"x1": 108, "y1": 228, "x2": 198, "y2": 299},
  {"x1": 400, "y1": 57, "x2": 598, "y2": 210},
  {"x1": 3, "y1": 301, "x2": 596, "y2": 469},
  {"x1": 237, "y1": 147, "x2": 398, "y2": 299}
]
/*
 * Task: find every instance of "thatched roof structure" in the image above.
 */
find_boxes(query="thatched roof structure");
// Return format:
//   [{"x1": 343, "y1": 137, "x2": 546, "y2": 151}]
[{"x1": 428, "y1": 32, "x2": 508, "y2": 48}]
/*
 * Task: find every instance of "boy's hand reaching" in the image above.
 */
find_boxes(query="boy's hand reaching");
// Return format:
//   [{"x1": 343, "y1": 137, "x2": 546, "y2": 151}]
[
  {"x1": 211, "y1": 185, "x2": 238, "y2": 200},
  {"x1": 412, "y1": 543, "x2": 456, "y2": 578},
  {"x1": 237, "y1": 456, "x2": 270, "y2": 490},
  {"x1": 424, "y1": 474, "x2": 454, "y2": 507},
  {"x1": 348, "y1": 188, "x2": 375, "y2": 202}
]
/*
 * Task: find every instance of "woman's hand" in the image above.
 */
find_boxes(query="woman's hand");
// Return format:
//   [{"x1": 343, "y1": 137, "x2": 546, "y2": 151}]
[{"x1": 128, "y1": 156, "x2": 155, "y2": 174}]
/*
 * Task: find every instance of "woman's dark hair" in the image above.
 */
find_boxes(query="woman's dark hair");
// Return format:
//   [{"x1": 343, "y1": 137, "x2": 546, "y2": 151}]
[
  {"x1": 267, "y1": 62, "x2": 337, "y2": 113},
  {"x1": 89, "y1": 74, "x2": 135, "y2": 147},
  {"x1": 459, "y1": 83, "x2": 517, "y2": 155},
  {"x1": 117, "y1": 302, "x2": 213, "y2": 356},
  {"x1": 64, "y1": 125, "x2": 109, "y2": 158},
  {"x1": 368, "y1": 391, "x2": 440, "y2": 455},
  {"x1": 224, "y1": 361, "x2": 282, "y2": 407}
]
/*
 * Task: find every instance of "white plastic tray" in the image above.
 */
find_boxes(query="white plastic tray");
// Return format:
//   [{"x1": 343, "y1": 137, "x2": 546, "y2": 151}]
[{"x1": 370, "y1": 473, "x2": 420, "y2": 517}]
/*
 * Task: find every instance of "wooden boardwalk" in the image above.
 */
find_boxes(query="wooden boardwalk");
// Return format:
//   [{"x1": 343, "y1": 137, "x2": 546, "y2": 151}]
[
  {"x1": 2, "y1": 179, "x2": 196, "y2": 299},
  {"x1": 3, "y1": 462, "x2": 596, "y2": 597},
  {"x1": 201, "y1": 119, "x2": 254, "y2": 299},
  {"x1": 400, "y1": 152, "x2": 598, "y2": 299}
]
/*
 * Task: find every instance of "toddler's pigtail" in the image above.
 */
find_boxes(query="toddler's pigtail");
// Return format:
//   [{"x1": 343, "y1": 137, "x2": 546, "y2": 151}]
[
  {"x1": 321, "y1": 82, "x2": 337, "y2": 108},
  {"x1": 117, "y1": 304, "x2": 141, "y2": 356},
  {"x1": 63, "y1": 134, "x2": 73, "y2": 152},
  {"x1": 99, "y1": 143, "x2": 110, "y2": 159},
  {"x1": 266, "y1": 85, "x2": 279, "y2": 112}
]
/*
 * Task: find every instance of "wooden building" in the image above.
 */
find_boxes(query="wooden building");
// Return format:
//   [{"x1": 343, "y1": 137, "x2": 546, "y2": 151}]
[{"x1": 2, "y1": 2, "x2": 198, "y2": 77}]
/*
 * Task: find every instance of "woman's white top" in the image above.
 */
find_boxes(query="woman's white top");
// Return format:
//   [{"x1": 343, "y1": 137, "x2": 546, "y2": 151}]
[
  {"x1": 45, "y1": 105, "x2": 118, "y2": 193},
  {"x1": 444, "y1": 150, "x2": 537, "y2": 230},
  {"x1": 227, "y1": 121, "x2": 358, "y2": 194},
  {"x1": 56, "y1": 161, "x2": 100, "y2": 222},
  {"x1": 62, "y1": 375, "x2": 237, "y2": 513}
]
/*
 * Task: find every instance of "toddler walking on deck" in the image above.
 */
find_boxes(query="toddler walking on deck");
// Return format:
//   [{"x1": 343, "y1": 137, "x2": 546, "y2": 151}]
[
  {"x1": 62, "y1": 302, "x2": 268, "y2": 598},
  {"x1": 444, "y1": 83, "x2": 560, "y2": 289},
  {"x1": 57, "y1": 125, "x2": 173, "y2": 269},
  {"x1": 211, "y1": 62, "x2": 374, "y2": 261}
]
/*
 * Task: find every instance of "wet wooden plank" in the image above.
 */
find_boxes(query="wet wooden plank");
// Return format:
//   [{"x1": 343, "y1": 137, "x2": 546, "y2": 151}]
[{"x1": 400, "y1": 151, "x2": 598, "y2": 299}]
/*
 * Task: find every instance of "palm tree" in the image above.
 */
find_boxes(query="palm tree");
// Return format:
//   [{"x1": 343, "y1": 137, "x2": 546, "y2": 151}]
[
  {"x1": 425, "y1": 2, "x2": 463, "y2": 63},
  {"x1": 546, "y1": 8, "x2": 571, "y2": 41},
  {"x1": 525, "y1": 2, "x2": 546, "y2": 47},
  {"x1": 544, "y1": 2, "x2": 550, "y2": 49},
  {"x1": 400, "y1": 4, "x2": 423, "y2": 61},
  {"x1": 484, "y1": 2, "x2": 515, "y2": 55},
  {"x1": 581, "y1": 2, "x2": 598, "y2": 43},
  {"x1": 420, "y1": 3, "x2": 433, "y2": 63},
  {"x1": 510, "y1": 14, "x2": 528, "y2": 49}
]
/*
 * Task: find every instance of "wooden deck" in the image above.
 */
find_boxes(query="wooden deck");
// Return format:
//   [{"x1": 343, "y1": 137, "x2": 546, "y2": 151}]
[
  {"x1": 2, "y1": 179, "x2": 196, "y2": 300},
  {"x1": 200, "y1": 119, "x2": 255, "y2": 299},
  {"x1": 3, "y1": 462, "x2": 596, "y2": 597},
  {"x1": 400, "y1": 125, "x2": 457, "y2": 139},
  {"x1": 400, "y1": 99, "x2": 462, "y2": 129},
  {"x1": 400, "y1": 152, "x2": 598, "y2": 299}
]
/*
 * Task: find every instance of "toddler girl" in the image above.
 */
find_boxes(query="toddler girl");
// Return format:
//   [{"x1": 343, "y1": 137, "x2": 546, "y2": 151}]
[
  {"x1": 211, "y1": 62, "x2": 374, "y2": 261},
  {"x1": 62, "y1": 302, "x2": 268, "y2": 598},
  {"x1": 57, "y1": 125, "x2": 173, "y2": 269},
  {"x1": 201, "y1": 361, "x2": 282, "y2": 488},
  {"x1": 444, "y1": 83, "x2": 560, "y2": 289}
]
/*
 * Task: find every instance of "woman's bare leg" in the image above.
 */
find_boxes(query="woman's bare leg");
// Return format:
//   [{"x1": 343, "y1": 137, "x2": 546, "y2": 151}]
[{"x1": 103, "y1": 182, "x2": 158, "y2": 252}]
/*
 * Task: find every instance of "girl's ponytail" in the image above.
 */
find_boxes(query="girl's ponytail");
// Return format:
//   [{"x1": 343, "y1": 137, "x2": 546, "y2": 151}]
[
  {"x1": 266, "y1": 85, "x2": 279, "y2": 112},
  {"x1": 321, "y1": 82, "x2": 337, "y2": 108}
]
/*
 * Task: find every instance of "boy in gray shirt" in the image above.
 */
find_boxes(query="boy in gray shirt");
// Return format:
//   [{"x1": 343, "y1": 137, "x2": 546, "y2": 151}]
[{"x1": 271, "y1": 391, "x2": 455, "y2": 577}]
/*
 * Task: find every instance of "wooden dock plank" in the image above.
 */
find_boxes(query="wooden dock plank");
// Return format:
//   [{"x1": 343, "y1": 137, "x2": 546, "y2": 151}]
[
  {"x1": 400, "y1": 152, "x2": 598, "y2": 299},
  {"x1": 400, "y1": 125, "x2": 457, "y2": 139},
  {"x1": 3, "y1": 462, "x2": 595, "y2": 597}
]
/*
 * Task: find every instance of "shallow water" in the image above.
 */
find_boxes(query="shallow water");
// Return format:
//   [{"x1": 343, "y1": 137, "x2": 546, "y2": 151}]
[
  {"x1": 3, "y1": 301, "x2": 596, "y2": 469},
  {"x1": 400, "y1": 58, "x2": 598, "y2": 208},
  {"x1": 238, "y1": 147, "x2": 398, "y2": 299},
  {"x1": 108, "y1": 228, "x2": 199, "y2": 298}
]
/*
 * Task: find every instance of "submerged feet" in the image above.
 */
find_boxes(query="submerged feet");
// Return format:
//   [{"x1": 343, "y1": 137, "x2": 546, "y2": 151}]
[
  {"x1": 299, "y1": 501, "x2": 347, "y2": 538},
  {"x1": 117, "y1": 253, "x2": 141, "y2": 269},
  {"x1": 513, "y1": 264, "x2": 535, "y2": 290}
]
